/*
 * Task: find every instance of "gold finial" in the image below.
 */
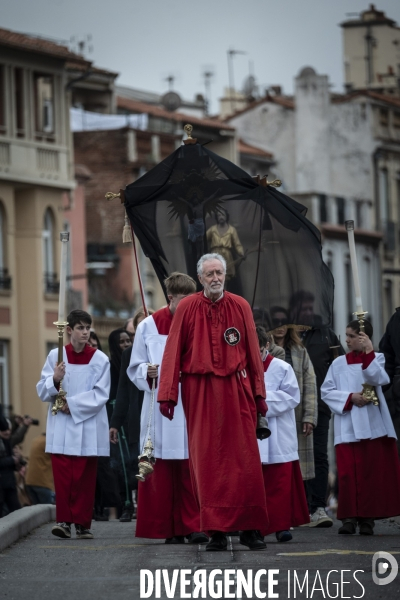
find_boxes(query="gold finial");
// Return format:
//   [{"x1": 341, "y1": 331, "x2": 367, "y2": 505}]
[
  {"x1": 105, "y1": 192, "x2": 121, "y2": 201},
  {"x1": 267, "y1": 179, "x2": 282, "y2": 188},
  {"x1": 184, "y1": 124, "x2": 193, "y2": 139}
]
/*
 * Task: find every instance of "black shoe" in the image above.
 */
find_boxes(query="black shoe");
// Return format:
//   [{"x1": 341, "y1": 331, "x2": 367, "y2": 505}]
[
  {"x1": 206, "y1": 532, "x2": 228, "y2": 551},
  {"x1": 275, "y1": 530, "x2": 292, "y2": 542},
  {"x1": 338, "y1": 520, "x2": 357, "y2": 535},
  {"x1": 186, "y1": 532, "x2": 209, "y2": 544},
  {"x1": 240, "y1": 530, "x2": 267, "y2": 550},
  {"x1": 119, "y1": 509, "x2": 132, "y2": 522},
  {"x1": 93, "y1": 513, "x2": 109, "y2": 521},
  {"x1": 358, "y1": 520, "x2": 374, "y2": 536},
  {"x1": 165, "y1": 536, "x2": 185, "y2": 544}
]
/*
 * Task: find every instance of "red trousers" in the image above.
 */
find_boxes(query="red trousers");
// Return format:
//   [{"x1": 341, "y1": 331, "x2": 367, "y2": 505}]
[
  {"x1": 52, "y1": 454, "x2": 97, "y2": 529},
  {"x1": 260, "y1": 461, "x2": 310, "y2": 535},
  {"x1": 136, "y1": 458, "x2": 200, "y2": 539},
  {"x1": 336, "y1": 436, "x2": 400, "y2": 520}
]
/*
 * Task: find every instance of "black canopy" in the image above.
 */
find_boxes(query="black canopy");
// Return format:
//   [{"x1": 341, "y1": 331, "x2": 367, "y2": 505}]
[{"x1": 124, "y1": 142, "x2": 333, "y2": 330}]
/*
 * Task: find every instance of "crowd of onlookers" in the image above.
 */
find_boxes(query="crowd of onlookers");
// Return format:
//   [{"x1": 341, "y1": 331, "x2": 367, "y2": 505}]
[{"x1": 1, "y1": 303, "x2": 400, "y2": 524}]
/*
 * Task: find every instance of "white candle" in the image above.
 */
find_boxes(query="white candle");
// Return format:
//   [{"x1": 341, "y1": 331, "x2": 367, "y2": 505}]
[
  {"x1": 58, "y1": 232, "x2": 70, "y2": 322},
  {"x1": 345, "y1": 220, "x2": 363, "y2": 313}
]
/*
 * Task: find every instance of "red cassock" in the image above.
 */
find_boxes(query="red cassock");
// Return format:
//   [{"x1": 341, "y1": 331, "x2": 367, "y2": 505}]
[
  {"x1": 336, "y1": 436, "x2": 400, "y2": 520},
  {"x1": 158, "y1": 291, "x2": 269, "y2": 534},
  {"x1": 52, "y1": 344, "x2": 98, "y2": 529},
  {"x1": 134, "y1": 306, "x2": 200, "y2": 539},
  {"x1": 136, "y1": 459, "x2": 200, "y2": 538}
]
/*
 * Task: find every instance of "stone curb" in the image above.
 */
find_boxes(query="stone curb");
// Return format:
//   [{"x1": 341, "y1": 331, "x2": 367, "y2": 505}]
[{"x1": 0, "y1": 505, "x2": 56, "y2": 552}]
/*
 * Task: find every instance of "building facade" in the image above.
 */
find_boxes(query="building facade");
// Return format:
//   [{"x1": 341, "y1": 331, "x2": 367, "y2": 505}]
[{"x1": 0, "y1": 29, "x2": 88, "y2": 441}]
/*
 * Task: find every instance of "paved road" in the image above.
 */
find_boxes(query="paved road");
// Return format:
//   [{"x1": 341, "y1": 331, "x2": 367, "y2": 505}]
[{"x1": 2, "y1": 518, "x2": 400, "y2": 599}]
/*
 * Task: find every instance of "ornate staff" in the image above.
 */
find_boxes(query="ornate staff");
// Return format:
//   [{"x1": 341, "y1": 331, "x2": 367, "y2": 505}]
[
  {"x1": 52, "y1": 232, "x2": 70, "y2": 415},
  {"x1": 136, "y1": 373, "x2": 157, "y2": 481},
  {"x1": 345, "y1": 220, "x2": 379, "y2": 406}
]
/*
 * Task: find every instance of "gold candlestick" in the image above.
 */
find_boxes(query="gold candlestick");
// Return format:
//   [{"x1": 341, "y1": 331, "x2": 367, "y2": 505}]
[
  {"x1": 354, "y1": 310, "x2": 379, "y2": 407},
  {"x1": 52, "y1": 320, "x2": 68, "y2": 415}
]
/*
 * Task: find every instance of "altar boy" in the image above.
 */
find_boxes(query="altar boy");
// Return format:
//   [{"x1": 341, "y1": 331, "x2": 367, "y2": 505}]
[
  {"x1": 37, "y1": 310, "x2": 110, "y2": 539},
  {"x1": 321, "y1": 319, "x2": 400, "y2": 535},
  {"x1": 256, "y1": 327, "x2": 310, "y2": 542}
]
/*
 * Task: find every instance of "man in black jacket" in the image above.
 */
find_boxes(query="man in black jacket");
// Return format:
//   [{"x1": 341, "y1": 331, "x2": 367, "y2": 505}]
[
  {"x1": 290, "y1": 291, "x2": 344, "y2": 527},
  {"x1": 379, "y1": 307, "x2": 400, "y2": 455}
]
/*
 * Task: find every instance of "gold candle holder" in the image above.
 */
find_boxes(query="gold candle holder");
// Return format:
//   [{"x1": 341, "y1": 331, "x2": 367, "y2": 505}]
[
  {"x1": 354, "y1": 310, "x2": 379, "y2": 407},
  {"x1": 52, "y1": 320, "x2": 68, "y2": 416}
]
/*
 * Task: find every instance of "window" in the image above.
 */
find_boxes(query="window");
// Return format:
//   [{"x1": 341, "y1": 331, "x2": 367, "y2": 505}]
[
  {"x1": 355, "y1": 201, "x2": 363, "y2": 229},
  {"x1": 379, "y1": 109, "x2": 389, "y2": 127},
  {"x1": 14, "y1": 68, "x2": 25, "y2": 138},
  {"x1": 34, "y1": 73, "x2": 54, "y2": 139},
  {"x1": 319, "y1": 194, "x2": 327, "y2": 223},
  {"x1": 0, "y1": 65, "x2": 5, "y2": 135},
  {"x1": 0, "y1": 340, "x2": 10, "y2": 417},
  {"x1": 394, "y1": 112, "x2": 400, "y2": 129},
  {"x1": 336, "y1": 197, "x2": 345, "y2": 225},
  {"x1": 379, "y1": 169, "x2": 390, "y2": 225},
  {"x1": 345, "y1": 257, "x2": 354, "y2": 323},
  {"x1": 0, "y1": 203, "x2": 10, "y2": 290},
  {"x1": 42, "y1": 208, "x2": 58, "y2": 294}
]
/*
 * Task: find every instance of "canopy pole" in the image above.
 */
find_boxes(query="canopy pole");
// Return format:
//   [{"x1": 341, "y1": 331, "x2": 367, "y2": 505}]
[{"x1": 131, "y1": 227, "x2": 149, "y2": 318}]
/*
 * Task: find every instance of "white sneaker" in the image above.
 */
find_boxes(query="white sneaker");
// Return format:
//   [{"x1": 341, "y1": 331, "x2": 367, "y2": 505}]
[{"x1": 308, "y1": 507, "x2": 333, "y2": 528}]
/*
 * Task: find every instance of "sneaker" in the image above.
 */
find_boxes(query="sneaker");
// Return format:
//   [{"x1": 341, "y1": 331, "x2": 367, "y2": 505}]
[
  {"x1": 308, "y1": 507, "x2": 333, "y2": 528},
  {"x1": 75, "y1": 524, "x2": 94, "y2": 539},
  {"x1": 51, "y1": 522, "x2": 71, "y2": 539}
]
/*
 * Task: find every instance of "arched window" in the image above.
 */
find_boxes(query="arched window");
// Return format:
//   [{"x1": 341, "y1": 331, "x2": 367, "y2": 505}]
[{"x1": 42, "y1": 208, "x2": 57, "y2": 293}]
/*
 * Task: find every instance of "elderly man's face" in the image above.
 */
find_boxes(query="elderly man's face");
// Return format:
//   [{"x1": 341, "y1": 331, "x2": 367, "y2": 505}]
[{"x1": 198, "y1": 259, "x2": 225, "y2": 298}]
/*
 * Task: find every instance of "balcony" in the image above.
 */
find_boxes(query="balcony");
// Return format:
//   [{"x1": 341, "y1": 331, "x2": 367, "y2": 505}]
[
  {"x1": 0, "y1": 268, "x2": 11, "y2": 290},
  {"x1": 44, "y1": 272, "x2": 59, "y2": 295}
]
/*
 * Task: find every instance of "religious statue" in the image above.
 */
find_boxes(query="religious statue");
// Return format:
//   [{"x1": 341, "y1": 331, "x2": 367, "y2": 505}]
[{"x1": 206, "y1": 208, "x2": 244, "y2": 280}]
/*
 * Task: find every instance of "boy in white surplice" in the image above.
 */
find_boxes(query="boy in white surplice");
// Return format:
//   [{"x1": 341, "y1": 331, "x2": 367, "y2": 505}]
[
  {"x1": 321, "y1": 319, "x2": 400, "y2": 535},
  {"x1": 37, "y1": 310, "x2": 110, "y2": 540}
]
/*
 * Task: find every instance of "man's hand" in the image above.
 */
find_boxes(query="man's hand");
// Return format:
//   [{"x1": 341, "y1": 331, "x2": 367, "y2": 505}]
[
  {"x1": 110, "y1": 428, "x2": 119, "y2": 444},
  {"x1": 147, "y1": 364, "x2": 159, "y2": 379},
  {"x1": 22, "y1": 416, "x2": 33, "y2": 427},
  {"x1": 351, "y1": 392, "x2": 369, "y2": 408},
  {"x1": 159, "y1": 401, "x2": 175, "y2": 420},
  {"x1": 255, "y1": 398, "x2": 268, "y2": 417},
  {"x1": 358, "y1": 332, "x2": 374, "y2": 354},
  {"x1": 54, "y1": 361, "x2": 66, "y2": 384},
  {"x1": 303, "y1": 422, "x2": 314, "y2": 436},
  {"x1": 60, "y1": 401, "x2": 71, "y2": 415}
]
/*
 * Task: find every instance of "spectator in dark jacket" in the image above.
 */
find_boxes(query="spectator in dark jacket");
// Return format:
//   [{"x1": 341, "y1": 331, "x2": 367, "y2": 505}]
[
  {"x1": 0, "y1": 409, "x2": 22, "y2": 516},
  {"x1": 289, "y1": 291, "x2": 344, "y2": 527},
  {"x1": 379, "y1": 307, "x2": 400, "y2": 455}
]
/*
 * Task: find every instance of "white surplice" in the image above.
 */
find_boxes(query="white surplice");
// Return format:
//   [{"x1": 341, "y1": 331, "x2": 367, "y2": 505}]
[
  {"x1": 127, "y1": 315, "x2": 188, "y2": 459},
  {"x1": 258, "y1": 356, "x2": 300, "y2": 464},
  {"x1": 258, "y1": 358, "x2": 300, "y2": 464},
  {"x1": 321, "y1": 353, "x2": 396, "y2": 445},
  {"x1": 36, "y1": 348, "x2": 110, "y2": 456}
]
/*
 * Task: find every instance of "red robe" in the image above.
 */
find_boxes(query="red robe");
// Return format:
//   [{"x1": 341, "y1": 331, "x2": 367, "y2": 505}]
[
  {"x1": 158, "y1": 291, "x2": 268, "y2": 534},
  {"x1": 136, "y1": 306, "x2": 200, "y2": 539},
  {"x1": 52, "y1": 344, "x2": 98, "y2": 529}
]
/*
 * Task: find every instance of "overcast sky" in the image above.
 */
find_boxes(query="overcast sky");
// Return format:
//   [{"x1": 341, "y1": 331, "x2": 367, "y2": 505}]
[{"x1": 2, "y1": 0, "x2": 400, "y2": 113}]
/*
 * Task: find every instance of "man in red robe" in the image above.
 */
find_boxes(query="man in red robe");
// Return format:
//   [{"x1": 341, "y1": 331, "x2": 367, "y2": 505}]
[{"x1": 158, "y1": 253, "x2": 269, "y2": 551}]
